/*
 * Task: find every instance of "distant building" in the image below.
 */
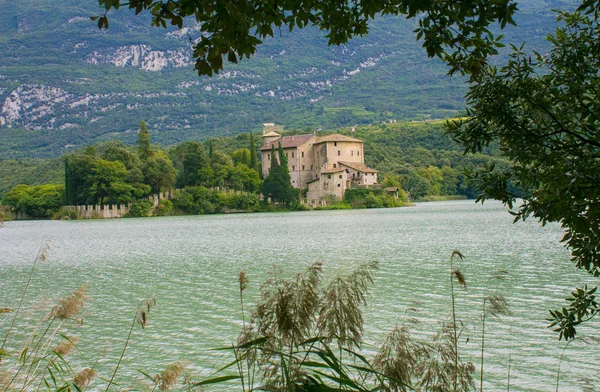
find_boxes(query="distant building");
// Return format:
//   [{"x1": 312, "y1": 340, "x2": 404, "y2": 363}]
[{"x1": 259, "y1": 130, "x2": 378, "y2": 205}]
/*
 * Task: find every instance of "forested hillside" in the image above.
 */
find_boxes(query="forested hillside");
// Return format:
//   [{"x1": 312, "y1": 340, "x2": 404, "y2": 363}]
[{"x1": 0, "y1": 0, "x2": 575, "y2": 158}]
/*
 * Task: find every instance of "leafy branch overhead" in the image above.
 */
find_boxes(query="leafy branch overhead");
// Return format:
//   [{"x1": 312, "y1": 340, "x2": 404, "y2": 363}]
[
  {"x1": 95, "y1": 0, "x2": 518, "y2": 76},
  {"x1": 447, "y1": 8, "x2": 600, "y2": 339}
]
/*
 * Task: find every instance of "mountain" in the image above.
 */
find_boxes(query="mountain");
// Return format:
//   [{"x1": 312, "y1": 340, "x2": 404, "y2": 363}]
[{"x1": 0, "y1": 0, "x2": 576, "y2": 158}]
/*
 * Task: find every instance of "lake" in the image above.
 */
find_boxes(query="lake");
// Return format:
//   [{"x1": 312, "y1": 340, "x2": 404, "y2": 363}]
[{"x1": 1, "y1": 200, "x2": 598, "y2": 391}]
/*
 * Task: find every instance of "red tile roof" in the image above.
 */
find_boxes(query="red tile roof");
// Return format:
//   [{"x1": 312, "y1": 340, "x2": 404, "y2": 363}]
[{"x1": 259, "y1": 134, "x2": 314, "y2": 151}]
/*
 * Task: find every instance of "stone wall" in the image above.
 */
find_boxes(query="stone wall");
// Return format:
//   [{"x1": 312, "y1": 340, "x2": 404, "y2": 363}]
[{"x1": 67, "y1": 204, "x2": 131, "y2": 219}]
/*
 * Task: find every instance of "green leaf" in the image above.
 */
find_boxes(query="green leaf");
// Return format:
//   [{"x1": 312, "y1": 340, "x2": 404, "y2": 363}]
[{"x1": 192, "y1": 375, "x2": 241, "y2": 386}]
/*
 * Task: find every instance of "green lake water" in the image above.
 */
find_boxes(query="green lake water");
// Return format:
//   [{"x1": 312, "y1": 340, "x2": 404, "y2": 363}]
[{"x1": 1, "y1": 200, "x2": 598, "y2": 391}]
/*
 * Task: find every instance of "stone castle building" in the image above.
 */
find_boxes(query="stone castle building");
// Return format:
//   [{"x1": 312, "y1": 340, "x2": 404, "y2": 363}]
[{"x1": 260, "y1": 128, "x2": 378, "y2": 205}]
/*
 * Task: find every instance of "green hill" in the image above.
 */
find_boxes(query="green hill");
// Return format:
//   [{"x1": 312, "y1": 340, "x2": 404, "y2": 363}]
[{"x1": 0, "y1": 0, "x2": 576, "y2": 158}]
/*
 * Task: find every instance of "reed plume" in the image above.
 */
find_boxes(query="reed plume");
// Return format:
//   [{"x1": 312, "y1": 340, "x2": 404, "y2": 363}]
[
  {"x1": 74, "y1": 367, "x2": 97, "y2": 388},
  {"x1": 52, "y1": 286, "x2": 87, "y2": 321},
  {"x1": 318, "y1": 261, "x2": 378, "y2": 350},
  {"x1": 373, "y1": 326, "x2": 421, "y2": 391},
  {"x1": 54, "y1": 336, "x2": 79, "y2": 356},
  {"x1": 153, "y1": 361, "x2": 189, "y2": 391},
  {"x1": 239, "y1": 270, "x2": 248, "y2": 326}
]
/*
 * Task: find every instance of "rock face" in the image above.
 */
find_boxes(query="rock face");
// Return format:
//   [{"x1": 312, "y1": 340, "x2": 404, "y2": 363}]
[
  {"x1": 0, "y1": 34, "x2": 404, "y2": 133},
  {"x1": 87, "y1": 45, "x2": 191, "y2": 71},
  {"x1": 1, "y1": 85, "x2": 72, "y2": 128}
]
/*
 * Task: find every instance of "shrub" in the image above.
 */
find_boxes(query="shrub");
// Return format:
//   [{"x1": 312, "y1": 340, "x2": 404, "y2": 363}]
[
  {"x1": 154, "y1": 199, "x2": 174, "y2": 216},
  {"x1": 126, "y1": 199, "x2": 153, "y2": 217},
  {"x1": 52, "y1": 207, "x2": 81, "y2": 220}
]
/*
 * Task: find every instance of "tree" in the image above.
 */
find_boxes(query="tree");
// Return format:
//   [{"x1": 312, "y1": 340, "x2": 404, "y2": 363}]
[
  {"x1": 230, "y1": 148, "x2": 251, "y2": 166},
  {"x1": 137, "y1": 120, "x2": 152, "y2": 160},
  {"x1": 104, "y1": 141, "x2": 143, "y2": 170},
  {"x1": 249, "y1": 131, "x2": 258, "y2": 171},
  {"x1": 208, "y1": 139, "x2": 214, "y2": 159},
  {"x1": 169, "y1": 141, "x2": 209, "y2": 187},
  {"x1": 3, "y1": 184, "x2": 64, "y2": 218},
  {"x1": 262, "y1": 143, "x2": 297, "y2": 205},
  {"x1": 262, "y1": 145, "x2": 279, "y2": 203},
  {"x1": 447, "y1": 7, "x2": 600, "y2": 340},
  {"x1": 143, "y1": 153, "x2": 177, "y2": 193},
  {"x1": 64, "y1": 151, "x2": 98, "y2": 205},
  {"x1": 227, "y1": 164, "x2": 262, "y2": 193},
  {"x1": 89, "y1": 159, "x2": 128, "y2": 206},
  {"x1": 96, "y1": 0, "x2": 517, "y2": 77}
]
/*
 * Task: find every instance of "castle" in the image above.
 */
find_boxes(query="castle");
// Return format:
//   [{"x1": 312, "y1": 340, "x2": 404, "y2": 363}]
[{"x1": 260, "y1": 127, "x2": 378, "y2": 205}]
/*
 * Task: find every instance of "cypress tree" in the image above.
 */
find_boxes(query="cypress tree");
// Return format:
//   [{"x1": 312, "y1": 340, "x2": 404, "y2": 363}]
[
  {"x1": 64, "y1": 156, "x2": 71, "y2": 205},
  {"x1": 208, "y1": 139, "x2": 214, "y2": 159},
  {"x1": 249, "y1": 131, "x2": 258, "y2": 170},
  {"x1": 277, "y1": 142, "x2": 297, "y2": 205},
  {"x1": 270, "y1": 144, "x2": 277, "y2": 168},
  {"x1": 262, "y1": 142, "x2": 297, "y2": 205},
  {"x1": 137, "y1": 120, "x2": 151, "y2": 160},
  {"x1": 262, "y1": 144, "x2": 278, "y2": 202},
  {"x1": 277, "y1": 142, "x2": 292, "y2": 187}
]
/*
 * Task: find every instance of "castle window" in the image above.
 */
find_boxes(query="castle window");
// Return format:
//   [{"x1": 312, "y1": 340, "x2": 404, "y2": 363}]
[
  {"x1": 292, "y1": 165, "x2": 295, "y2": 171},
  {"x1": 302, "y1": 165, "x2": 305, "y2": 170},
  {"x1": 339, "y1": 175, "x2": 343, "y2": 179},
  {"x1": 286, "y1": 152, "x2": 289, "y2": 157},
  {"x1": 333, "y1": 164, "x2": 337, "y2": 168},
  {"x1": 292, "y1": 152, "x2": 295, "y2": 158},
  {"x1": 334, "y1": 142, "x2": 337, "y2": 146},
  {"x1": 301, "y1": 152, "x2": 304, "y2": 158},
  {"x1": 328, "y1": 175, "x2": 331, "y2": 179},
  {"x1": 311, "y1": 165, "x2": 313, "y2": 170},
  {"x1": 351, "y1": 151, "x2": 354, "y2": 156},
  {"x1": 358, "y1": 151, "x2": 360, "y2": 156},
  {"x1": 337, "y1": 184, "x2": 341, "y2": 187},
  {"x1": 337, "y1": 150, "x2": 341, "y2": 156}
]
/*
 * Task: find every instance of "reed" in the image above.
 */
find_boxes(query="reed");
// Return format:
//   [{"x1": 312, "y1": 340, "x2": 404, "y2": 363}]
[
  {"x1": 105, "y1": 298, "x2": 156, "y2": 392},
  {"x1": 200, "y1": 256, "x2": 483, "y2": 391},
  {"x1": 1, "y1": 246, "x2": 155, "y2": 392},
  {"x1": 449, "y1": 249, "x2": 467, "y2": 391}
]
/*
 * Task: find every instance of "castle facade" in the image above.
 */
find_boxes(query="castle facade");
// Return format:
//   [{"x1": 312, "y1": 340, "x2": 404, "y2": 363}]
[{"x1": 259, "y1": 129, "x2": 378, "y2": 205}]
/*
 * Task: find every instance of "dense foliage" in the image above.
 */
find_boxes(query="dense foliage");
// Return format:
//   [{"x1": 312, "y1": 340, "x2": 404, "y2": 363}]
[
  {"x1": 448, "y1": 5, "x2": 600, "y2": 339},
  {"x1": 3, "y1": 184, "x2": 64, "y2": 218},
  {"x1": 172, "y1": 186, "x2": 261, "y2": 214}
]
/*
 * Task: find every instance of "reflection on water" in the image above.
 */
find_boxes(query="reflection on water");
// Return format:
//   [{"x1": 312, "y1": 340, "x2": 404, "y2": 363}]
[{"x1": 0, "y1": 201, "x2": 597, "y2": 390}]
